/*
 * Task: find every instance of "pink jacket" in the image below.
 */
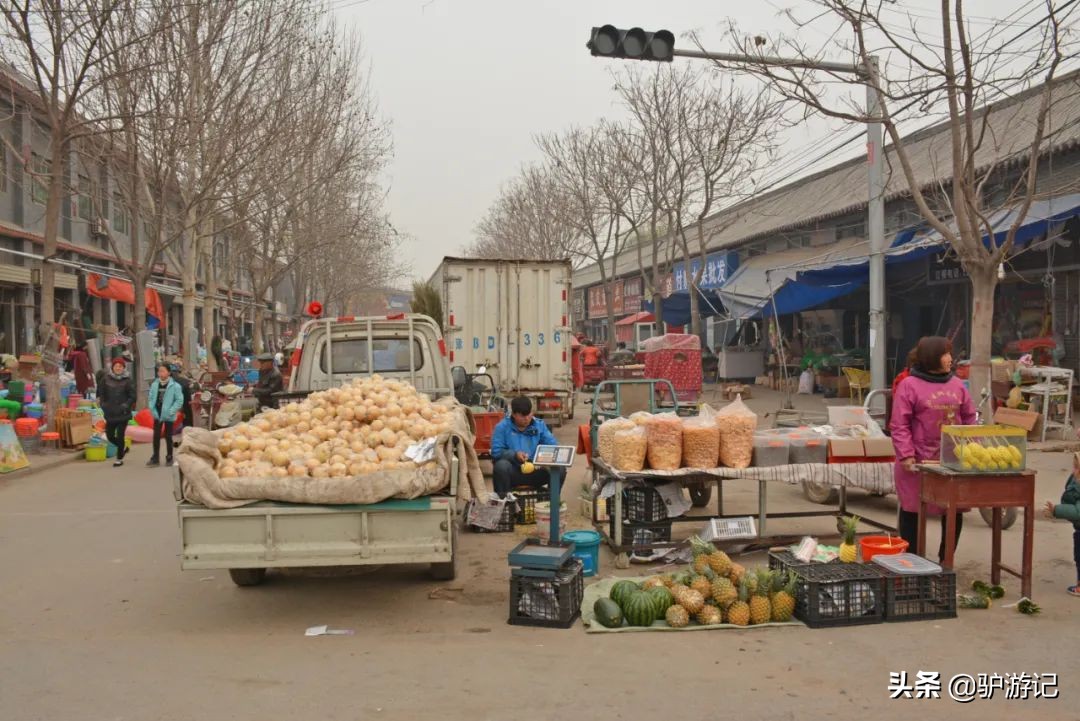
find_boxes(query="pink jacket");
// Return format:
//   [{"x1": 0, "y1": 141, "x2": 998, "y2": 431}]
[{"x1": 889, "y1": 373, "x2": 976, "y2": 514}]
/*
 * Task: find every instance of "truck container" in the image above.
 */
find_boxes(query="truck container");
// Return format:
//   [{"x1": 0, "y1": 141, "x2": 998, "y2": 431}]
[{"x1": 429, "y1": 257, "x2": 575, "y2": 425}]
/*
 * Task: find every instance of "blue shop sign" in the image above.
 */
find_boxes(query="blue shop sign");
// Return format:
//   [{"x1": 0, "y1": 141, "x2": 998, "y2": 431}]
[{"x1": 673, "y1": 251, "x2": 738, "y2": 292}]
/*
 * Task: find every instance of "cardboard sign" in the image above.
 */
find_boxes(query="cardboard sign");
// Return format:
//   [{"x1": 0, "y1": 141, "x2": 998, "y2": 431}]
[{"x1": 0, "y1": 423, "x2": 30, "y2": 474}]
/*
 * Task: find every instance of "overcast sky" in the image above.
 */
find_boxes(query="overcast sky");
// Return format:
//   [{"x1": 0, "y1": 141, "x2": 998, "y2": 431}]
[{"x1": 337, "y1": 0, "x2": 1051, "y2": 287}]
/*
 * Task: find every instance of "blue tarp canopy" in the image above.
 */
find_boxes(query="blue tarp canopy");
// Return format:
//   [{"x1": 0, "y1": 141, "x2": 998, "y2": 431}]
[
  {"x1": 792, "y1": 193, "x2": 1080, "y2": 301},
  {"x1": 643, "y1": 286, "x2": 726, "y2": 327}
]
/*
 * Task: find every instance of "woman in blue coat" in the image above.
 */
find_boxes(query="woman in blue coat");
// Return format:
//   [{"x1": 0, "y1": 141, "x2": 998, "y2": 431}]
[{"x1": 147, "y1": 363, "x2": 183, "y2": 467}]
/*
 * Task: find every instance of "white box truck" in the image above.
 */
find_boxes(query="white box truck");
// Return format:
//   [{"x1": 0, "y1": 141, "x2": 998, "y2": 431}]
[{"x1": 429, "y1": 257, "x2": 575, "y2": 425}]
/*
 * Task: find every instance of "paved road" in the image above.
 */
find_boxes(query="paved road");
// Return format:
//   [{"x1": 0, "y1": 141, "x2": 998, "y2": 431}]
[{"x1": 2, "y1": 427, "x2": 1078, "y2": 721}]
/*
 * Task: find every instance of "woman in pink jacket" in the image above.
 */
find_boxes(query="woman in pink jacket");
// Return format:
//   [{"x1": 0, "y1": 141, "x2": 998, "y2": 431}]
[{"x1": 890, "y1": 336, "x2": 976, "y2": 560}]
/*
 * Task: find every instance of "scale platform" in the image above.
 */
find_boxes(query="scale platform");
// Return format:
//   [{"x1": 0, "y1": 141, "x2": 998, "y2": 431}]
[{"x1": 507, "y1": 538, "x2": 575, "y2": 571}]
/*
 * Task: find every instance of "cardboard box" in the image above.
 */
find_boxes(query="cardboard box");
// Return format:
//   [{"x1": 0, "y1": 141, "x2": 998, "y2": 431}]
[
  {"x1": 862, "y1": 437, "x2": 896, "y2": 458},
  {"x1": 993, "y1": 407, "x2": 1040, "y2": 431},
  {"x1": 829, "y1": 438, "x2": 865, "y2": 457}
]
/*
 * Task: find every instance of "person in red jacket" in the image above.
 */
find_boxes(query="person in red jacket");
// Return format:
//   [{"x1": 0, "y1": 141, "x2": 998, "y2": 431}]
[
  {"x1": 68, "y1": 342, "x2": 94, "y2": 396},
  {"x1": 891, "y1": 348, "x2": 918, "y2": 397}
]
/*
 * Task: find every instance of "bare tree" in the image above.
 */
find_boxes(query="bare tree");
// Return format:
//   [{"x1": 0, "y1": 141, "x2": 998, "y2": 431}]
[
  {"x1": 538, "y1": 126, "x2": 629, "y2": 350},
  {"x1": 617, "y1": 65, "x2": 782, "y2": 336},
  {"x1": 0, "y1": 0, "x2": 133, "y2": 428},
  {"x1": 470, "y1": 164, "x2": 582, "y2": 262},
  {"x1": 711, "y1": 0, "x2": 1076, "y2": 401}
]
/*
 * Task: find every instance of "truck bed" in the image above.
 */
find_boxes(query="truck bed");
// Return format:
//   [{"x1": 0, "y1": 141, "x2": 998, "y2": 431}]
[{"x1": 177, "y1": 496, "x2": 455, "y2": 570}]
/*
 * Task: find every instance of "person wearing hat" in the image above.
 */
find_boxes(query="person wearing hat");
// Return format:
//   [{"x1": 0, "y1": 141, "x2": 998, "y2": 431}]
[
  {"x1": 97, "y1": 357, "x2": 136, "y2": 467},
  {"x1": 253, "y1": 352, "x2": 283, "y2": 410}
]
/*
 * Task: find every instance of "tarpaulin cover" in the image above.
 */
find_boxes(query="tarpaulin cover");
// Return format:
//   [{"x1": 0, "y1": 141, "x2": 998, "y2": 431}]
[
  {"x1": 87, "y1": 273, "x2": 166, "y2": 329},
  {"x1": 615, "y1": 311, "x2": 655, "y2": 326},
  {"x1": 642, "y1": 287, "x2": 724, "y2": 327},
  {"x1": 643, "y1": 334, "x2": 701, "y2": 399},
  {"x1": 641, "y1": 333, "x2": 701, "y2": 353}
]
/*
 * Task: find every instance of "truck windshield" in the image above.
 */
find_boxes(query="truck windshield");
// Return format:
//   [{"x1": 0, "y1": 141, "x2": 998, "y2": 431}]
[{"x1": 319, "y1": 338, "x2": 424, "y2": 374}]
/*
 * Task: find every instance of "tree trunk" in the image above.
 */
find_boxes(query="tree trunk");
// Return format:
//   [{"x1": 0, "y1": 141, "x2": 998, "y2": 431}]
[
  {"x1": 40, "y1": 135, "x2": 67, "y2": 432},
  {"x1": 684, "y1": 256, "x2": 700, "y2": 337},
  {"x1": 181, "y1": 219, "x2": 199, "y2": 353},
  {"x1": 133, "y1": 279, "x2": 149, "y2": 409},
  {"x1": 202, "y1": 236, "x2": 216, "y2": 352},
  {"x1": 967, "y1": 265, "x2": 997, "y2": 423}
]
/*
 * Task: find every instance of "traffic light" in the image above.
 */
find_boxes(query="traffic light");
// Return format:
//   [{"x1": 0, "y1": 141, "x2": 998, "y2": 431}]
[{"x1": 587, "y1": 25, "x2": 675, "y2": 62}]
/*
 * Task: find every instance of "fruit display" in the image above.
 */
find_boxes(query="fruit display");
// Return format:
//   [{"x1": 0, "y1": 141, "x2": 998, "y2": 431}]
[
  {"x1": 839, "y1": 515, "x2": 860, "y2": 563},
  {"x1": 645, "y1": 413, "x2": 683, "y2": 470},
  {"x1": 214, "y1": 375, "x2": 453, "y2": 479},
  {"x1": 598, "y1": 537, "x2": 797, "y2": 628},
  {"x1": 940, "y1": 424, "x2": 1026, "y2": 473}
]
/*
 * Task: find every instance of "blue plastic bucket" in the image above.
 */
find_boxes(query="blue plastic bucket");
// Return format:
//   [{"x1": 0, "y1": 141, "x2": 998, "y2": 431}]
[{"x1": 562, "y1": 529, "x2": 602, "y2": 577}]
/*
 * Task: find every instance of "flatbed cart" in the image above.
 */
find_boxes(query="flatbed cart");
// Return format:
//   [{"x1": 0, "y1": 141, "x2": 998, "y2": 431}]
[{"x1": 591, "y1": 459, "x2": 898, "y2": 567}]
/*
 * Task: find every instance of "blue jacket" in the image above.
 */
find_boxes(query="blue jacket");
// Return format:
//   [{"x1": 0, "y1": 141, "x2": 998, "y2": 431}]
[
  {"x1": 148, "y1": 377, "x2": 184, "y2": 422},
  {"x1": 490, "y1": 416, "x2": 558, "y2": 463}
]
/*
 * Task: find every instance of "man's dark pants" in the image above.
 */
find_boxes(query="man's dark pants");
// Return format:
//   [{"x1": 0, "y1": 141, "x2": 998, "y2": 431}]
[{"x1": 493, "y1": 459, "x2": 563, "y2": 499}]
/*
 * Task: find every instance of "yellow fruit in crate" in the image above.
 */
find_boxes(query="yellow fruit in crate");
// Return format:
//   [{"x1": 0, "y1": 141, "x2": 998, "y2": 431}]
[
  {"x1": 961, "y1": 461, "x2": 973, "y2": 470},
  {"x1": 521, "y1": 461, "x2": 535, "y2": 475}
]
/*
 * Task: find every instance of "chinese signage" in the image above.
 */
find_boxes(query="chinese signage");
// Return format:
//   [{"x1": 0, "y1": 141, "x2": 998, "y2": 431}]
[
  {"x1": 587, "y1": 285, "x2": 607, "y2": 319},
  {"x1": 572, "y1": 289, "x2": 584, "y2": 323},
  {"x1": 672, "y1": 251, "x2": 738, "y2": 292}
]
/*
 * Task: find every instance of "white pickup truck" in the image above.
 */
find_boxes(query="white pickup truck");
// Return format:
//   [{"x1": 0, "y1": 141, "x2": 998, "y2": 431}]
[{"x1": 174, "y1": 314, "x2": 462, "y2": 586}]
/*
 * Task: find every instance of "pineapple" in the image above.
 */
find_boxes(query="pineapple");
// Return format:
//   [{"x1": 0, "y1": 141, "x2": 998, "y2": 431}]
[
  {"x1": 711, "y1": 576, "x2": 737, "y2": 609},
  {"x1": 690, "y1": 575, "x2": 713, "y2": 600},
  {"x1": 666, "y1": 604, "x2": 690, "y2": 628},
  {"x1": 839, "y1": 515, "x2": 860, "y2": 563},
  {"x1": 680, "y1": 589, "x2": 706, "y2": 615},
  {"x1": 658, "y1": 573, "x2": 676, "y2": 588},
  {"x1": 696, "y1": 605, "x2": 722, "y2": 625},
  {"x1": 726, "y1": 578, "x2": 751, "y2": 626},
  {"x1": 770, "y1": 571, "x2": 797, "y2": 622},
  {"x1": 708, "y1": 550, "x2": 732, "y2": 576},
  {"x1": 670, "y1": 583, "x2": 690, "y2": 602},
  {"x1": 642, "y1": 577, "x2": 666, "y2": 590},
  {"x1": 748, "y1": 569, "x2": 772, "y2": 625},
  {"x1": 689, "y1": 535, "x2": 714, "y2": 574},
  {"x1": 728, "y1": 562, "x2": 746, "y2": 585}
]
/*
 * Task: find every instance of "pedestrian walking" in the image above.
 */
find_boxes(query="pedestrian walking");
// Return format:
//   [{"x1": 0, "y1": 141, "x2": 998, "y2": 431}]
[
  {"x1": 97, "y1": 357, "x2": 136, "y2": 467},
  {"x1": 147, "y1": 363, "x2": 183, "y2": 467}
]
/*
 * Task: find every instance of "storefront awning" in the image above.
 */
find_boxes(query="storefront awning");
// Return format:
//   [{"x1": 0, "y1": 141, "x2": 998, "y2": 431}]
[
  {"x1": 643, "y1": 287, "x2": 725, "y2": 327},
  {"x1": 792, "y1": 193, "x2": 1080, "y2": 303},
  {"x1": 715, "y1": 238, "x2": 867, "y2": 320},
  {"x1": 615, "y1": 311, "x2": 655, "y2": 326},
  {"x1": 87, "y1": 273, "x2": 166, "y2": 329}
]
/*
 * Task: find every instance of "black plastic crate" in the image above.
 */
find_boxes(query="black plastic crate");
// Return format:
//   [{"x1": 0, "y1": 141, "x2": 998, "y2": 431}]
[
  {"x1": 608, "y1": 517, "x2": 673, "y2": 547},
  {"x1": 508, "y1": 557, "x2": 584, "y2": 628},
  {"x1": 792, "y1": 563, "x2": 886, "y2": 628},
  {"x1": 881, "y1": 570, "x2": 957, "y2": 622},
  {"x1": 622, "y1": 485, "x2": 668, "y2": 523},
  {"x1": 511, "y1": 483, "x2": 540, "y2": 524},
  {"x1": 768, "y1": 549, "x2": 844, "y2": 576},
  {"x1": 464, "y1": 498, "x2": 516, "y2": 533}
]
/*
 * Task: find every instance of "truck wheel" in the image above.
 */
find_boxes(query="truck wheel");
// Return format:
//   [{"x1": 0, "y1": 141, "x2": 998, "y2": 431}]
[
  {"x1": 802, "y1": 480, "x2": 839, "y2": 505},
  {"x1": 979, "y1": 506, "x2": 1018, "y2": 530},
  {"x1": 689, "y1": 485, "x2": 712, "y2": 507},
  {"x1": 431, "y1": 525, "x2": 458, "y2": 581},
  {"x1": 228, "y1": 568, "x2": 267, "y2": 587}
]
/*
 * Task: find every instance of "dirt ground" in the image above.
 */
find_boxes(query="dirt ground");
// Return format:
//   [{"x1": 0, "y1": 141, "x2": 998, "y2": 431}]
[{"x1": 1, "y1": 387, "x2": 1078, "y2": 721}]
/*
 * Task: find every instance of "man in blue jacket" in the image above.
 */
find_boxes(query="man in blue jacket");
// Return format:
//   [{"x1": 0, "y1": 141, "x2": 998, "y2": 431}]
[{"x1": 490, "y1": 396, "x2": 560, "y2": 498}]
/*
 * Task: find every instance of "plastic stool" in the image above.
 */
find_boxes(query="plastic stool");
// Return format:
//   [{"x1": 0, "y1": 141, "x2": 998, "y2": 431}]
[{"x1": 40, "y1": 431, "x2": 61, "y2": 453}]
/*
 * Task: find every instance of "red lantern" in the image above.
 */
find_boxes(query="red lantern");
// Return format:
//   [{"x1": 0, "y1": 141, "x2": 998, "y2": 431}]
[{"x1": 305, "y1": 300, "x2": 323, "y2": 318}]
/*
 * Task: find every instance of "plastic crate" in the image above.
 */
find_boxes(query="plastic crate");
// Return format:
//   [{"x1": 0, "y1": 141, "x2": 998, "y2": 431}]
[
  {"x1": 881, "y1": 570, "x2": 957, "y2": 622},
  {"x1": 621, "y1": 485, "x2": 668, "y2": 523},
  {"x1": 471, "y1": 411, "x2": 503, "y2": 457},
  {"x1": 791, "y1": 563, "x2": 886, "y2": 628},
  {"x1": 464, "y1": 498, "x2": 516, "y2": 533},
  {"x1": 608, "y1": 516, "x2": 673, "y2": 547},
  {"x1": 768, "y1": 549, "x2": 825, "y2": 576},
  {"x1": 508, "y1": 557, "x2": 584, "y2": 628},
  {"x1": 512, "y1": 486, "x2": 549, "y2": 525}
]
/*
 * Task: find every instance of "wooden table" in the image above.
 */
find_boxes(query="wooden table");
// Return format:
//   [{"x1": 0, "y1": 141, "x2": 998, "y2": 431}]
[{"x1": 917, "y1": 465, "x2": 1036, "y2": 598}]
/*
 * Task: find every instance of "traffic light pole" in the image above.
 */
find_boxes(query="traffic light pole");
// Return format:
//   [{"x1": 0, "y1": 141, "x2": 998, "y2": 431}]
[{"x1": 668, "y1": 47, "x2": 888, "y2": 393}]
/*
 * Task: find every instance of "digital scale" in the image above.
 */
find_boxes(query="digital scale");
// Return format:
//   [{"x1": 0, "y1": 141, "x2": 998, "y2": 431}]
[{"x1": 507, "y1": 444, "x2": 576, "y2": 563}]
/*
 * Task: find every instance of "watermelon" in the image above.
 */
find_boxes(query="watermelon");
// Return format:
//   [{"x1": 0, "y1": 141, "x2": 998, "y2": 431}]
[
  {"x1": 593, "y1": 598, "x2": 624, "y2": 628},
  {"x1": 622, "y1": 590, "x2": 657, "y2": 627},
  {"x1": 646, "y1": 586, "x2": 674, "y2": 619},
  {"x1": 610, "y1": 579, "x2": 640, "y2": 608}
]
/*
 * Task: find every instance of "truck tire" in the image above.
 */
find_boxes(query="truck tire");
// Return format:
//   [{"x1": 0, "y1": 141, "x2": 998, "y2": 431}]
[
  {"x1": 979, "y1": 506, "x2": 1018, "y2": 530},
  {"x1": 689, "y1": 484, "x2": 712, "y2": 507},
  {"x1": 431, "y1": 525, "x2": 458, "y2": 581},
  {"x1": 802, "y1": 480, "x2": 839, "y2": 505},
  {"x1": 228, "y1": 568, "x2": 267, "y2": 587}
]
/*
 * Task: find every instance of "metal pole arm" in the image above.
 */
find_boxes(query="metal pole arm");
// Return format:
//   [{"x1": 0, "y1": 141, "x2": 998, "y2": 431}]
[{"x1": 673, "y1": 48, "x2": 863, "y2": 76}]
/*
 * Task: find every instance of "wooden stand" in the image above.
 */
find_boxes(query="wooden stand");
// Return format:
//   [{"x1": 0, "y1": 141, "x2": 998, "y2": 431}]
[{"x1": 917, "y1": 465, "x2": 1035, "y2": 598}]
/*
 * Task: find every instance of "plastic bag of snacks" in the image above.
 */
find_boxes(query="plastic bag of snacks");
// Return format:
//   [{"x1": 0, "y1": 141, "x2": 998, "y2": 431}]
[
  {"x1": 597, "y1": 417, "x2": 636, "y2": 464},
  {"x1": 715, "y1": 395, "x2": 758, "y2": 469},
  {"x1": 645, "y1": 413, "x2": 683, "y2": 470},
  {"x1": 681, "y1": 405, "x2": 720, "y2": 468},
  {"x1": 629, "y1": 411, "x2": 654, "y2": 426},
  {"x1": 612, "y1": 427, "x2": 648, "y2": 471}
]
